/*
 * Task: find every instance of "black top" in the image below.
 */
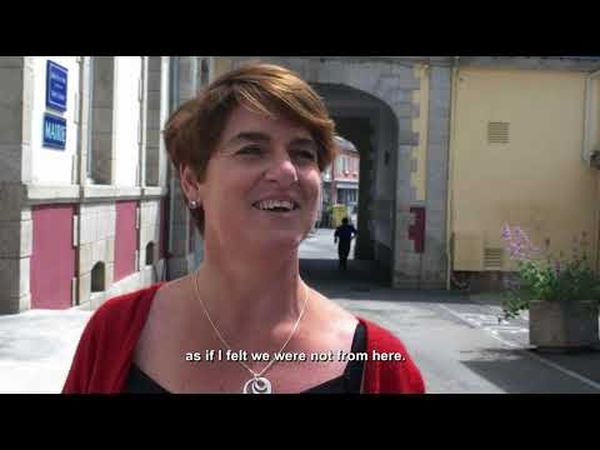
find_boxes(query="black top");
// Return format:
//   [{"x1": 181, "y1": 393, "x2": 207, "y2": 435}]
[
  {"x1": 334, "y1": 224, "x2": 358, "y2": 245},
  {"x1": 123, "y1": 322, "x2": 366, "y2": 394}
]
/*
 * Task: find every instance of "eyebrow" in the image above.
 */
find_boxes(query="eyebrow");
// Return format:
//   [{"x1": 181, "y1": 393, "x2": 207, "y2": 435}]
[
  {"x1": 290, "y1": 137, "x2": 318, "y2": 149},
  {"x1": 227, "y1": 132, "x2": 270, "y2": 145},
  {"x1": 225, "y1": 132, "x2": 317, "y2": 148}
]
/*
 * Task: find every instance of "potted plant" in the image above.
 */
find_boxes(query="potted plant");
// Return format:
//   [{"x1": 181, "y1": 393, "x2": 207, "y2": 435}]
[{"x1": 501, "y1": 225, "x2": 600, "y2": 352}]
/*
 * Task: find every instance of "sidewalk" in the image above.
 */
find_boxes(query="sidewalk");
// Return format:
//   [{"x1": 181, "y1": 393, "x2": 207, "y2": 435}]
[{"x1": 0, "y1": 309, "x2": 92, "y2": 393}]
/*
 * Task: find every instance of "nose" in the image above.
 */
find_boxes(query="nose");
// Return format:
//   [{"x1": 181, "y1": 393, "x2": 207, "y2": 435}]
[{"x1": 264, "y1": 154, "x2": 299, "y2": 186}]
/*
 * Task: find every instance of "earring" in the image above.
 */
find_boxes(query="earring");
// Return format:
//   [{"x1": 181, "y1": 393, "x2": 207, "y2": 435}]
[{"x1": 189, "y1": 200, "x2": 198, "y2": 210}]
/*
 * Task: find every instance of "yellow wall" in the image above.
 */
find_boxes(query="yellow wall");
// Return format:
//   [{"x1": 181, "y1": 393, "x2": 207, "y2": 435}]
[
  {"x1": 411, "y1": 64, "x2": 430, "y2": 202},
  {"x1": 451, "y1": 67, "x2": 597, "y2": 272},
  {"x1": 212, "y1": 58, "x2": 234, "y2": 79}
]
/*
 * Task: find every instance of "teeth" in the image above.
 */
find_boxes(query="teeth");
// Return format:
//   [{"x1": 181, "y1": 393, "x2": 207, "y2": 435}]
[{"x1": 256, "y1": 200, "x2": 295, "y2": 211}]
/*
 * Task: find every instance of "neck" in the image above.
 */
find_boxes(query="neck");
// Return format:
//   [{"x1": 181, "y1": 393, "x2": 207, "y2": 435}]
[{"x1": 194, "y1": 242, "x2": 308, "y2": 338}]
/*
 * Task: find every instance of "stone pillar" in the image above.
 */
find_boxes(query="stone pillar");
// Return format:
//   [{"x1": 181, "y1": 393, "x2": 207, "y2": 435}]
[
  {"x1": 0, "y1": 57, "x2": 34, "y2": 313},
  {"x1": 145, "y1": 57, "x2": 162, "y2": 187},
  {"x1": 167, "y1": 57, "x2": 199, "y2": 280},
  {"x1": 90, "y1": 57, "x2": 115, "y2": 185},
  {"x1": 388, "y1": 65, "x2": 424, "y2": 288},
  {"x1": 158, "y1": 57, "x2": 170, "y2": 189},
  {"x1": 390, "y1": 62, "x2": 452, "y2": 289},
  {"x1": 423, "y1": 65, "x2": 452, "y2": 288}
]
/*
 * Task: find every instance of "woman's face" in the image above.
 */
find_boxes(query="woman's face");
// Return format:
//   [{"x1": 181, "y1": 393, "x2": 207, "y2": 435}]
[{"x1": 198, "y1": 104, "x2": 322, "y2": 253}]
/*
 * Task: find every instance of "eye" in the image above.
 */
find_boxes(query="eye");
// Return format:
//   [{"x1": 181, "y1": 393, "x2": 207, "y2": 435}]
[
  {"x1": 237, "y1": 145, "x2": 264, "y2": 157},
  {"x1": 293, "y1": 149, "x2": 318, "y2": 162}
]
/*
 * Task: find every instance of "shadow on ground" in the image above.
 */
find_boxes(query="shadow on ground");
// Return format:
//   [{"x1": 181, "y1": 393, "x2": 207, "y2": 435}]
[
  {"x1": 299, "y1": 258, "x2": 472, "y2": 304},
  {"x1": 460, "y1": 347, "x2": 600, "y2": 393}
]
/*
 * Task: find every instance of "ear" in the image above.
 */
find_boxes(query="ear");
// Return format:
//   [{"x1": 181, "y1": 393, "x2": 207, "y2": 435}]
[{"x1": 179, "y1": 164, "x2": 203, "y2": 204}]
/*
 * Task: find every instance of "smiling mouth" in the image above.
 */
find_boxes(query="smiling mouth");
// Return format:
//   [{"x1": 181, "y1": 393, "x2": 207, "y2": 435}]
[{"x1": 252, "y1": 199, "x2": 300, "y2": 213}]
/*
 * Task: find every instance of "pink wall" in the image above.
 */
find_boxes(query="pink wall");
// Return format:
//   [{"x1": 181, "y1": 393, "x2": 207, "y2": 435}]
[
  {"x1": 114, "y1": 201, "x2": 138, "y2": 282},
  {"x1": 31, "y1": 205, "x2": 76, "y2": 309}
]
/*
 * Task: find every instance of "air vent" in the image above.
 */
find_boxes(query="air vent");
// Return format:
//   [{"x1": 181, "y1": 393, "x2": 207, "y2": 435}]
[
  {"x1": 487, "y1": 122, "x2": 509, "y2": 144},
  {"x1": 484, "y1": 248, "x2": 503, "y2": 269}
]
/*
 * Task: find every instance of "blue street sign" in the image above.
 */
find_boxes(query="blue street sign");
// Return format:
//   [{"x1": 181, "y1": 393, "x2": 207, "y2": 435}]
[
  {"x1": 46, "y1": 60, "x2": 68, "y2": 112},
  {"x1": 42, "y1": 113, "x2": 67, "y2": 150}
]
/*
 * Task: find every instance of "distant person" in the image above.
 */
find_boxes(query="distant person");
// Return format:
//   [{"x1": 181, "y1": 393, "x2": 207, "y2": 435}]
[{"x1": 334, "y1": 217, "x2": 358, "y2": 270}]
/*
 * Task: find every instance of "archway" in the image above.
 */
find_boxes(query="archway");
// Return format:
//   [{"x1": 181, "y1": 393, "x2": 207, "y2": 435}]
[{"x1": 300, "y1": 83, "x2": 399, "y2": 285}]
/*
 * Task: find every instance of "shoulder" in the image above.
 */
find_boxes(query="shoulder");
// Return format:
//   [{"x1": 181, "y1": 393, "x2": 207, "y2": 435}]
[
  {"x1": 308, "y1": 289, "x2": 359, "y2": 342},
  {"x1": 360, "y1": 318, "x2": 412, "y2": 355},
  {"x1": 88, "y1": 282, "x2": 165, "y2": 333},
  {"x1": 62, "y1": 282, "x2": 165, "y2": 393},
  {"x1": 358, "y1": 317, "x2": 426, "y2": 394}
]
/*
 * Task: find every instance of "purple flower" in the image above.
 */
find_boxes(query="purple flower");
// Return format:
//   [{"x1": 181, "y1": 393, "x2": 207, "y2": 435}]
[
  {"x1": 514, "y1": 226, "x2": 527, "y2": 243},
  {"x1": 501, "y1": 224, "x2": 512, "y2": 242},
  {"x1": 501, "y1": 224, "x2": 542, "y2": 261}
]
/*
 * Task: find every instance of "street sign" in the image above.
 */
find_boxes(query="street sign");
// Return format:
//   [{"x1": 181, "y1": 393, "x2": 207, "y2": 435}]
[
  {"x1": 42, "y1": 113, "x2": 67, "y2": 150},
  {"x1": 46, "y1": 60, "x2": 68, "y2": 112}
]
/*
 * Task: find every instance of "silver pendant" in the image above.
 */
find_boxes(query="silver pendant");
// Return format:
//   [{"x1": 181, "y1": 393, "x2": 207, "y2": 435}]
[{"x1": 242, "y1": 376, "x2": 272, "y2": 394}]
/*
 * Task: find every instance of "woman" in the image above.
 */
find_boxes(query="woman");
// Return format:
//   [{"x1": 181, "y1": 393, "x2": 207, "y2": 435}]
[{"x1": 63, "y1": 63, "x2": 425, "y2": 394}]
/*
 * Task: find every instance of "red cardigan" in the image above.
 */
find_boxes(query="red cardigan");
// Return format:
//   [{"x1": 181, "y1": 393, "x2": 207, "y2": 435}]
[{"x1": 63, "y1": 283, "x2": 425, "y2": 394}]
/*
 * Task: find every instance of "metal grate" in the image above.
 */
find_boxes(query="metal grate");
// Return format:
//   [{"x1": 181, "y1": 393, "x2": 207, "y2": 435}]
[
  {"x1": 487, "y1": 122, "x2": 510, "y2": 144},
  {"x1": 484, "y1": 248, "x2": 504, "y2": 269}
]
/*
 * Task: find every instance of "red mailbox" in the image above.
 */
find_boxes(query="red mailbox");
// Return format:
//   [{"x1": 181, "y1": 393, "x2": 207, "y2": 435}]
[{"x1": 408, "y1": 206, "x2": 425, "y2": 253}]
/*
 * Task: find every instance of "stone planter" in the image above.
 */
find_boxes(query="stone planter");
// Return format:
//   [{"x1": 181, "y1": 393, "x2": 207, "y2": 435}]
[{"x1": 529, "y1": 299, "x2": 599, "y2": 351}]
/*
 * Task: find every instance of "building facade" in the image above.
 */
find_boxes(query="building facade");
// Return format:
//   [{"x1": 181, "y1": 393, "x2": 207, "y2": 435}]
[
  {"x1": 449, "y1": 59, "x2": 600, "y2": 290},
  {"x1": 2, "y1": 56, "x2": 600, "y2": 314},
  {"x1": 0, "y1": 57, "x2": 211, "y2": 314},
  {"x1": 217, "y1": 57, "x2": 600, "y2": 290},
  {"x1": 321, "y1": 136, "x2": 360, "y2": 222}
]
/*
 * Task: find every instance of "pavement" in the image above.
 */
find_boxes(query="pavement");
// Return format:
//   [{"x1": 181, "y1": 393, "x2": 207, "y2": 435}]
[
  {"x1": 1, "y1": 228, "x2": 599, "y2": 394},
  {"x1": 0, "y1": 309, "x2": 92, "y2": 393}
]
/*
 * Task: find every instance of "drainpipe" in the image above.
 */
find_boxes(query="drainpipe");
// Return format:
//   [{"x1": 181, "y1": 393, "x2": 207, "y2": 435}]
[
  {"x1": 582, "y1": 69, "x2": 600, "y2": 163},
  {"x1": 75, "y1": 57, "x2": 88, "y2": 306},
  {"x1": 136, "y1": 57, "x2": 146, "y2": 276},
  {"x1": 138, "y1": 57, "x2": 148, "y2": 189},
  {"x1": 586, "y1": 69, "x2": 600, "y2": 274},
  {"x1": 446, "y1": 57, "x2": 460, "y2": 291},
  {"x1": 165, "y1": 56, "x2": 179, "y2": 280}
]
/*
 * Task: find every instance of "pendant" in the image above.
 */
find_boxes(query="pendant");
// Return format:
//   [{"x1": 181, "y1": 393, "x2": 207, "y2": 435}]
[{"x1": 242, "y1": 376, "x2": 272, "y2": 394}]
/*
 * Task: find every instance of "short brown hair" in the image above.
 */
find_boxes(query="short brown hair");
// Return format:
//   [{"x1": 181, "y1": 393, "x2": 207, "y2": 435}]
[{"x1": 163, "y1": 62, "x2": 337, "y2": 235}]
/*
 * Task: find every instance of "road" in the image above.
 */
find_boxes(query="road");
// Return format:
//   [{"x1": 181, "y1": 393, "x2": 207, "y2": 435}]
[
  {"x1": 300, "y1": 228, "x2": 600, "y2": 393},
  {"x1": 300, "y1": 227, "x2": 356, "y2": 260}
]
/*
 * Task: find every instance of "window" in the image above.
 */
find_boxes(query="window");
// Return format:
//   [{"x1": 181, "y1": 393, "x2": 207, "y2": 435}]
[
  {"x1": 91, "y1": 262, "x2": 105, "y2": 292},
  {"x1": 146, "y1": 242, "x2": 155, "y2": 266}
]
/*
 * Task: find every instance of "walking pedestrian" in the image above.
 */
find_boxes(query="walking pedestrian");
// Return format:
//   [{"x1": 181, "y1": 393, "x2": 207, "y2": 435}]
[{"x1": 334, "y1": 217, "x2": 358, "y2": 270}]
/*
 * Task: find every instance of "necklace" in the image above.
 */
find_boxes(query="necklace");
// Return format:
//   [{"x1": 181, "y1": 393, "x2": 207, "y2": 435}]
[{"x1": 193, "y1": 271, "x2": 309, "y2": 394}]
